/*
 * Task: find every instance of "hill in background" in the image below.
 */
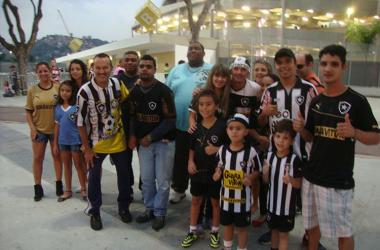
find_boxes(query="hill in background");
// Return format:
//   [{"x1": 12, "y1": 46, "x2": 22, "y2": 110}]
[{"x1": 0, "y1": 35, "x2": 108, "y2": 62}]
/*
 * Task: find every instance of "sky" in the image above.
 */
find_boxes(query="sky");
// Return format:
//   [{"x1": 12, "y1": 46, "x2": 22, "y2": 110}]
[{"x1": 0, "y1": 0, "x2": 164, "y2": 43}]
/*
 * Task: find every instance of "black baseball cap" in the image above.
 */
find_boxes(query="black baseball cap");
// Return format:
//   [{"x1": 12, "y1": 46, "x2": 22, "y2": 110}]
[{"x1": 274, "y1": 48, "x2": 296, "y2": 63}]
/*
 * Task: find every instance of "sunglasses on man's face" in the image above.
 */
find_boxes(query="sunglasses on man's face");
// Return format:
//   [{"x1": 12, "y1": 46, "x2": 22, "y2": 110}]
[{"x1": 296, "y1": 64, "x2": 305, "y2": 69}]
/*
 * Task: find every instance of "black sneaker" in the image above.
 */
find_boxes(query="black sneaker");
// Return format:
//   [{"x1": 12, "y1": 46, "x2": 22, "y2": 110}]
[
  {"x1": 209, "y1": 231, "x2": 220, "y2": 248},
  {"x1": 136, "y1": 210, "x2": 154, "y2": 223},
  {"x1": 119, "y1": 209, "x2": 132, "y2": 223},
  {"x1": 90, "y1": 214, "x2": 103, "y2": 231},
  {"x1": 34, "y1": 184, "x2": 44, "y2": 202},
  {"x1": 151, "y1": 216, "x2": 165, "y2": 231},
  {"x1": 56, "y1": 180, "x2": 63, "y2": 196},
  {"x1": 302, "y1": 234, "x2": 326, "y2": 250},
  {"x1": 258, "y1": 230, "x2": 271, "y2": 245}
]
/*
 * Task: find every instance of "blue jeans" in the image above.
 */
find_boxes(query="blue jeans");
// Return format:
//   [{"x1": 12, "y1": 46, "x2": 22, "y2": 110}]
[
  {"x1": 86, "y1": 150, "x2": 132, "y2": 216},
  {"x1": 138, "y1": 140, "x2": 175, "y2": 217}
]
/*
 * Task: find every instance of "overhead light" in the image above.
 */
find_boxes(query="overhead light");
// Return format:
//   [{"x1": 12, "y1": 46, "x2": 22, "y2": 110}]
[
  {"x1": 224, "y1": 20, "x2": 228, "y2": 28},
  {"x1": 374, "y1": 15, "x2": 380, "y2": 19},
  {"x1": 260, "y1": 9, "x2": 270, "y2": 15},
  {"x1": 285, "y1": 13, "x2": 290, "y2": 18},
  {"x1": 339, "y1": 21, "x2": 346, "y2": 26},
  {"x1": 332, "y1": 20, "x2": 337, "y2": 24},
  {"x1": 276, "y1": 20, "x2": 283, "y2": 25},
  {"x1": 302, "y1": 17, "x2": 309, "y2": 22},
  {"x1": 243, "y1": 22, "x2": 251, "y2": 28},
  {"x1": 359, "y1": 19, "x2": 365, "y2": 23},
  {"x1": 157, "y1": 19, "x2": 163, "y2": 25},
  {"x1": 174, "y1": 14, "x2": 179, "y2": 19},
  {"x1": 159, "y1": 25, "x2": 168, "y2": 31},
  {"x1": 242, "y1": 5, "x2": 250, "y2": 11},
  {"x1": 217, "y1": 11, "x2": 226, "y2": 17},
  {"x1": 236, "y1": 15, "x2": 243, "y2": 20},
  {"x1": 192, "y1": 15, "x2": 198, "y2": 21},
  {"x1": 162, "y1": 16, "x2": 170, "y2": 22},
  {"x1": 258, "y1": 18, "x2": 266, "y2": 27},
  {"x1": 307, "y1": 9, "x2": 314, "y2": 14},
  {"x1": 346, "y1": 7, "x2": 354, "y2": 17},
  {"x1": 326, "y1": 13, "x2": 334, "y2": 18},
  {"x1": 173, "y1": 20, "x2": 179, "y2": 26}
]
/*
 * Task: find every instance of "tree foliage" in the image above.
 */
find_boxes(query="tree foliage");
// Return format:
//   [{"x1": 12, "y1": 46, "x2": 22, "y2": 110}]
[{"x1": 345, "y1": 21, "x2": 380, "y2": 45}]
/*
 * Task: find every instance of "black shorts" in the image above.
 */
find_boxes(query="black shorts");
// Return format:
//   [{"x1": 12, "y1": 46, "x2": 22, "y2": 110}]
[
  {"x1": 190, "y1": 179, "x2": 220, "y2": 199},
  {"x1": 220, "y1": 210, "x2": 251, "y2": 228},
  {"x1": 266, "y1": 212, "x2": 295, "y2": 232}
]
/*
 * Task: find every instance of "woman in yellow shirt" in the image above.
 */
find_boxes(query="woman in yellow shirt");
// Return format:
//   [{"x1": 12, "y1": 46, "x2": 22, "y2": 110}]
[{"x1": 25, "y1": 62, "x2": 63, "y2": 201}]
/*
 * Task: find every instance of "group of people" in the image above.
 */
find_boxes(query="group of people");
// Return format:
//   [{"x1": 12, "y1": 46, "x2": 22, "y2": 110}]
[{"x1": 24, "y1": 41, "x2": 379, "y2": 250}]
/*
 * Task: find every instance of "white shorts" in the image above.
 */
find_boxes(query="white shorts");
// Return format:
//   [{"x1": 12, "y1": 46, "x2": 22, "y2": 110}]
[{"x1": 302, "y1": 178, "x2": 354, "y2": 238}]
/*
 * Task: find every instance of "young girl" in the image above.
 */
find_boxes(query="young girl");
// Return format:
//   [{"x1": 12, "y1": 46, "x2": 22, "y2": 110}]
[
  {"x1": 181, "y1": 89, "x2": 227, "y2": 248},
  {"x1": 262, "y1": 119, "x2": 302, "y2": 250},
  {"x1": 213, "y1": 113, "x2": 261, "y2": 250},
  {"x1": 53, "y1": 80, "x2": 87, "y2": 202},
  {"x1": 188, "y1": 63, "x2": 231, "y2": 133}
]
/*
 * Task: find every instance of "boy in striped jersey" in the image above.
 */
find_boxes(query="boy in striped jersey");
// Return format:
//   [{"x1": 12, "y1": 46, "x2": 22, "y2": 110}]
[
  {"x1": 213, "y1": 114, "x2": 261, "y2": 250},
  {"x1": 263, "y1": 119, "x2": 302, "y2": 250}
]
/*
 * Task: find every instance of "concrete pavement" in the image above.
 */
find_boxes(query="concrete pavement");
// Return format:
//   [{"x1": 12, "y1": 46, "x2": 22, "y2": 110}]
[{"x1": 1, "y1": 92, "x2": 380, "y2": 250}]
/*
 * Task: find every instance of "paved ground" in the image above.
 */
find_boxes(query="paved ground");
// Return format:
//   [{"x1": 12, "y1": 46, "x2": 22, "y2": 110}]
[{"x1": 1, "y1": 93, "x2": 380, "y2": 250}]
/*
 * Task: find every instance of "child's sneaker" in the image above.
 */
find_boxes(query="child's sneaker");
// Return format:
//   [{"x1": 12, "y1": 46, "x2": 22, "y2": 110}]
[
  {"x1": 181, "y1": 232, "x2": 198, "y2": 248},
  {"x1": 209, "y1": 231, "x2": 220, "y2": 248}
]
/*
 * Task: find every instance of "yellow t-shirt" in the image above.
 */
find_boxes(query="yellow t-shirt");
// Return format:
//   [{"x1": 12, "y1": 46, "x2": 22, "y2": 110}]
[{"x1": 25, "y1": 83, "x2": 59, "y2": 134}]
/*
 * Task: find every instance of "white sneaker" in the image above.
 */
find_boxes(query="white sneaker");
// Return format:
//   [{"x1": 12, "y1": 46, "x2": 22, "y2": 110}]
[{"x1": 169, "y1": 191, "x2": 186, "y2": 204}]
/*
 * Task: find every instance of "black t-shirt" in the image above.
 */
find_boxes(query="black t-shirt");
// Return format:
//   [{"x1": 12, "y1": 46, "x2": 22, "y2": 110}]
[
  {"x1": 117, "y1": 71, "x2": 138, "y2": 91},
  {"x1": 190, "y1": 118, "x2": 227, "y2": 183},
  {"x1": 304, "y1": 88, "x2": 379, "y2": 189},
  {"x1": 129, "y1": 80, "x2": 176, "y2": 141}
]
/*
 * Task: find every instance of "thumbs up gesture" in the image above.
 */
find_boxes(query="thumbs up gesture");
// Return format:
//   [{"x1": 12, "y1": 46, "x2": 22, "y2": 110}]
[
  {"x1": 282, "y1": 166, "x2": 290, "y2": 185},
  {"x1": 293, "y1": 111, "x2": 305, "y2": 132},
  {"x1": 262, "y1": 97, "x2": 278, "y2": 116},
  {"x1": 336, "y1": 113, "x2": 355, "y2": 138}
]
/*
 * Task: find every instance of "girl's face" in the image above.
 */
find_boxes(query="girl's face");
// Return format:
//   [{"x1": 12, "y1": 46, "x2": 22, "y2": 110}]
[
  {"x1": 70, "y1": 63, "x2": 83, "y2": 82},
  {"x1": 261, "y1": 75, "x2": 275, "y2": 91},
  {"x1": 59, "y1": 84, "x2": 73, "y2": 102},
  {"x1": 273, "y1": 131, "x2": 293, "y2": 155},
  {"x1": 198, "y1": 95, "x2": 217, "y2": 120},
  {"x1": 254, "y1": 63, "x2": 269, "y2": 83},
  {"x1": 227, "y1": 121, "x2": 248, "y2": 144},
  {"x1": 212, "y1": 73, "x2": 228, "y2": 90},
  {"x1": 36, "y1": 65, "x2": 51, "y2": 83}
]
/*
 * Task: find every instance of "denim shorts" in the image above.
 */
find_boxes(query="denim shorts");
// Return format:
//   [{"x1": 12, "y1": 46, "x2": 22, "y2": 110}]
[
  {"x1": 34, "y1": 132, "x2": 54, "y2": 143},
  {"x1": 59, "y1": 144, "x2": 82, "y2": 152}
]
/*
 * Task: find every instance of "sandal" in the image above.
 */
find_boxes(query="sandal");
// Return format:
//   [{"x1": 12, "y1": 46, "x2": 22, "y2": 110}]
[
  {"x1": 81, "y1": 189, "x2": 87, "y2": 201},
  {"x1": 57, "y1": 191, "x2": 72, "y2": 202}
]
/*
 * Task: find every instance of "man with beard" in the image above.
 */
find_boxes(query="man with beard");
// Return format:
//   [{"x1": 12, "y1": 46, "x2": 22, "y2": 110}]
[
  {"x1": 167, "y1": 41, "x2": 213, "y2": 204},
  {"x1": 128, "y1": 55, "x2": 176, "y2": 231}
]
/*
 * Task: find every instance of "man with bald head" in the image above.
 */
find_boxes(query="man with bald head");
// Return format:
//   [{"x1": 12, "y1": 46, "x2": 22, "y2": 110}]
[{"x1": 296, "y1": 53, "x2": 324, "y2": 94}]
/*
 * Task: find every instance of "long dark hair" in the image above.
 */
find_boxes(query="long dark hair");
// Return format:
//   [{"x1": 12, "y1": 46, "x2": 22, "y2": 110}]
[
  {"x1": 57, "y1": 80, "x2": 77, "y2": 106},
  {"x1": 69, "y1": 59, "x2": 88, "y2": 86},
  {"x1": 205, "y1": 64, "x2": 231, "y2": 118}
]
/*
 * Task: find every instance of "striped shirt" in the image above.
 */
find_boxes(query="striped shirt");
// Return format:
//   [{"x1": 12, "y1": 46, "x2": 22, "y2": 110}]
[
  {"x1": 76, "y1": 77, "x2": 129, "y2": 154},
  {"x1": 260, "y1": 77, "x2": 317, "y2": 161},
  {"x1": 217, "y1": 144, "x2": 261, "y2": 213},
  {"x1": 266, "y1": 151, "x2": 302, "y2": 216}
]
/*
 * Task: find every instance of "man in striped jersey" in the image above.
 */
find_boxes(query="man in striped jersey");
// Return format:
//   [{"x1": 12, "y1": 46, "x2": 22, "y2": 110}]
[
  {"x1": 257, "y1": 48, "x2": 323, "y2": 249},
  {"x1": 213, "y1": 113, "x2": 261, "y2": 250},
  {"x1": 77, "y1": 53, "x2": 132, "y2": 231}
]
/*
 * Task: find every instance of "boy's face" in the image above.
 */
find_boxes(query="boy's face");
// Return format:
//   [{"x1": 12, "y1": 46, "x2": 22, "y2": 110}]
[
  {"x1": 275, "y1": 56, "x2": 296, "y2": 80},
  {"x1": 273, "y1": 131, "x2": 293, "y2": 154},
  {"x1": 319, "y1": 54, "x2": 346, "y2": 85},
  {"x1": 198, "y1": 95, "x2": 217, "y2": 119},
  {"x1": 227, "y1": 121, "x2": 248, "y2": 143}
]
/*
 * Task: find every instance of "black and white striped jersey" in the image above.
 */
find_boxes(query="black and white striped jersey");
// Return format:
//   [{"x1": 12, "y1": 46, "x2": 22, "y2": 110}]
[
  {"x1": 266, "y1": 151, "x2": 302, "y2": 216},
  {"x1": 76, "y1": 77, "x2": 128, "y2": 153},
  {"x1": 259, "y1": 77, "x2": 317, "y2": 161},
  {"x1": 217, "y1": 144, "x2": 261, "y2": 213}
]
